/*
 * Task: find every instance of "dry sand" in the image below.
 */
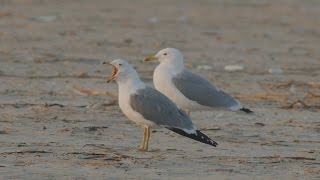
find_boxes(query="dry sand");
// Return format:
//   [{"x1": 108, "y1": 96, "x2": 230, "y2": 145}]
[{"x1": 0, "y1": 0, "x2": 319, "y2": 179}]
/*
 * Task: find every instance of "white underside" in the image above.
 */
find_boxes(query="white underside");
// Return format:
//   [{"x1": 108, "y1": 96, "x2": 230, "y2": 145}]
[
  {"x1": 117, "y1": 77, "x2": 197, "y2": 134},
  {"x1": 153, "y1": 65, "x2": 204, "y2": 111},
  {"x1": 118, "y1": 80, "x2": 158, "y2": 129}
]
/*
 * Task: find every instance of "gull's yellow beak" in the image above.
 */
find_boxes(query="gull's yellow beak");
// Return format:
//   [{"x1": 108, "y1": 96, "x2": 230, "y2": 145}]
[
  {"x1": 103, "y1": 62, "x2": 119, "y2": 83},
  {"x1": 143, "y1": 55, "x2": 158, "y2": 62}
]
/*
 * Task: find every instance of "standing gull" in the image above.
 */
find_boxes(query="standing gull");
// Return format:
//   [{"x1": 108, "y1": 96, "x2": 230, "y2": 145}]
[
  {"x1": 104, "y1": 59, "x2": 217, "y2": 151},
  {"x1": 144, "y1": 48, "x2": 253, "y2": 116}
]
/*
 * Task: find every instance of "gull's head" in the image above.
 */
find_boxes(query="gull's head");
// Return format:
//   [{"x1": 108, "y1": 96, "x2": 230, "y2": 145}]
[
  {"x1": 144, "y1": 48, "x2": 184, "y2": 67},
  {"x1": 104, "y1": 59, "x2": 138, "y2": 83}
]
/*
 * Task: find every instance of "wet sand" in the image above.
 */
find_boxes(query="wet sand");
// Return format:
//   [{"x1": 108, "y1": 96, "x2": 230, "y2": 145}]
[{"x1": 0, "y1": 0, "x2": 319, "y2": 179}]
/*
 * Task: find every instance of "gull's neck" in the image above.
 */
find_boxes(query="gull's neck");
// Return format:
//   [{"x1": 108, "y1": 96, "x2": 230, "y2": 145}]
[
  {"x1": 117, "y1": 75, "x2": 146, "y2": 94},
  {"x1": 162, "y1": 58, "x2": 185, "y2": 74}
]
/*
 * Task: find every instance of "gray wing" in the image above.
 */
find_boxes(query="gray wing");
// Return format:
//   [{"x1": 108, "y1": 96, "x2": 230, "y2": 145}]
[
  {"x1": 130, "y1": 87, "x2": 194, "y2": 131},
  {"x1": 172, "y1": 69, "x2": 240, "y2": 108}
]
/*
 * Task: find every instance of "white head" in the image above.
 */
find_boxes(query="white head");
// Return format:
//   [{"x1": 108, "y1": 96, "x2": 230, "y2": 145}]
[
  {"x1": 144, "y1": 48, "x2": 184, "y2": 68},
  {"x1": 104, "y1": 59, "x2": 140, "y2": 84}
]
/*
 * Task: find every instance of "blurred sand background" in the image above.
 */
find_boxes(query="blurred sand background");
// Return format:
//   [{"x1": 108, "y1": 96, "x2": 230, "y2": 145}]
[{"x1": 0, "y1": 0, "x2": 319, "y2": 179}]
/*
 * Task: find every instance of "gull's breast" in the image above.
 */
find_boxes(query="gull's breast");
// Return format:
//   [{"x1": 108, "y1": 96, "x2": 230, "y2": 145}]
[
  {"x1": 118, "y1": 87, "x2": 158, "y2": 128},
  {"x1": 153, "y1": 66, "x2": 205, "y2": 110}
]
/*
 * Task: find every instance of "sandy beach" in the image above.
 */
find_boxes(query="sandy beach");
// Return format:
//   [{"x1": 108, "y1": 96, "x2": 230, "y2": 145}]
[{"x1": 0, "y1": 0, "x2": 319, "y2": 179}]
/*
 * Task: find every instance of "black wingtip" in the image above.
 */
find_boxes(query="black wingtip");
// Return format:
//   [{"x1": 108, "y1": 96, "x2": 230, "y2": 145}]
[
  {"x1": 167, "y1": 128, "x2": 218, "y2": 147},
  {"x1": 240, "y1": 107, "x2": 254, "y2": 114}
]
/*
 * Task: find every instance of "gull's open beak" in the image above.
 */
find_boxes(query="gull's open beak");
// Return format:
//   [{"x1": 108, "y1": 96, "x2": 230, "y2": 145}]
[
  {"x1": 143, "y1": 55, "x2": 158, "y2": 62},
  {"x1": 103, "y1": 62, "x2": 119, "y2": 83}
]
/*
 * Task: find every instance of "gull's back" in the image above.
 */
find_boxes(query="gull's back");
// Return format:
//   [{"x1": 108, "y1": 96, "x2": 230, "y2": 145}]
[{"x1": 172, "y1": 69, "x2": 241, "y2": 110}]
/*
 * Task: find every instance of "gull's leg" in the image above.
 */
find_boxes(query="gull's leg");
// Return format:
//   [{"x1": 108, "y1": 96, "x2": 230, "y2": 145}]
[
  {"x1": 144, "y1": 127, "x2": 151, "y2": 151},
  {"x1": 139, "y1": 127, "x2": 147, "y2": 151}
]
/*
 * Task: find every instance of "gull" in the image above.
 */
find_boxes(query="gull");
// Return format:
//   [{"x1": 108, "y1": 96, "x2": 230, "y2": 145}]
[
  {"x1": 104, "y1": 59, "x2": 218, "y2": 151},
  {"x1": 144, "y1": 48, "x2": 253, "y2": 116}
]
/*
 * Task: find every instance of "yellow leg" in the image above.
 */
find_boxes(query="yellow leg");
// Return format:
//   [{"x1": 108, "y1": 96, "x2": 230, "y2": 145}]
[
  {"x1": 139, "y1": 127, "x2": 147, "y2": 150},
  {"x1": 144, "y1": 127, "x2": 151, "y2": 151}
]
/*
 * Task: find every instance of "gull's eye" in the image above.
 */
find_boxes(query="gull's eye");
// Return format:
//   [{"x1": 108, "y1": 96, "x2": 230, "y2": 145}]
[
  {"x1": 164, "y1": 53, "x2": 167, "y2": 56},
  {"x1": 119, "y1": 63, "x2": 123, "y2": 66}
]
